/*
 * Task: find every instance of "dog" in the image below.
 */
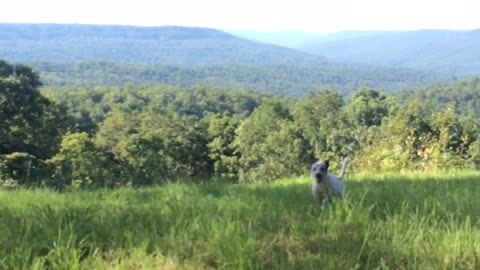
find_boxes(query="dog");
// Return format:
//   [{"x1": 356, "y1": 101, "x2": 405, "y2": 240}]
[{"x1": 311, "y1": 158, "x2": 349, "y2": 204}]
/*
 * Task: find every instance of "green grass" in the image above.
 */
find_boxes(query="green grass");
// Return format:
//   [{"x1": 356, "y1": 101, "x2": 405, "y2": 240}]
[{"x1": 1, "y1": 171, "x2": 480, "y2": 269}]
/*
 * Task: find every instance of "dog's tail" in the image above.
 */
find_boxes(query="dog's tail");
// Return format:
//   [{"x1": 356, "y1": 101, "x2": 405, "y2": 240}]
[{"x1": 338, "y1": 157, "x2": 349, "y2": 180}]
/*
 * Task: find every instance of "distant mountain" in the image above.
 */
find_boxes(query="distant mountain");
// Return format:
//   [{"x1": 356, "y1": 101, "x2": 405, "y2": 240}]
[
  {"x1": 0, "y1": 23, "x2": 329, "y2": 66},
  {"x1": 0, "y1": 23, "x2": 457, "y2": 96},
  {"x1": 32, "y1": 62, "x2": 451, "y2": 97},
  {"x1": 298, "y1": 30, "x2": 480, "y2": 76},
  {"x1": 224, "y1": 29, "x2": 326, "y2": 48}
]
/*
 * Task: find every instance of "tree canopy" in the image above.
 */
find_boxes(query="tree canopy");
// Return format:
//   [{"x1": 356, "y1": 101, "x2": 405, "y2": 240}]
[{"x1": 1, "y1": 59, "x2": 479, "y2": 188}]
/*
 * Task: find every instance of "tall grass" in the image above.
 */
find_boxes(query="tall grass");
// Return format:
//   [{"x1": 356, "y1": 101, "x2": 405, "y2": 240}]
[{"x1": 1, "y1": 171, "x2": 479, "y2": 269}]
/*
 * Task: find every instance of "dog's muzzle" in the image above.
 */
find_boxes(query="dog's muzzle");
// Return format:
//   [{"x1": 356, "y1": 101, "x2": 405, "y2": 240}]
[{"x1": 314, "y1": 173, "x2": 323, "y2": 182}]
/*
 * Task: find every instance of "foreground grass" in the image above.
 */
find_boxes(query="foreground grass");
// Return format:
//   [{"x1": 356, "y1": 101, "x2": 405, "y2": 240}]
[{"x1": 1, "y1": 171, "x2": 480, "y2": 269}]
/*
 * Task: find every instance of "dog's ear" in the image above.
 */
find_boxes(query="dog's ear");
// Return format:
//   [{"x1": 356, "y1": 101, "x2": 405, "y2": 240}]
[
  {"x1": 308, "y1": 154, "x2": 317, "y2": 166},
  {"x1": 324, "y1": 160, "x2": 330, "y2": 171}
]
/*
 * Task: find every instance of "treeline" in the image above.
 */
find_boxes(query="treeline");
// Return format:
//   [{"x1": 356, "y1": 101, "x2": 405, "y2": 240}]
[
  {"x1": 31, "y1": 62, "x2": 451, "y2": 98},
  {"x1": 394, "y1": 77, "x2": 480, "y2": 118},
  {"x1": 1, "y1": 60, "x2": 480, "y2": 189}
]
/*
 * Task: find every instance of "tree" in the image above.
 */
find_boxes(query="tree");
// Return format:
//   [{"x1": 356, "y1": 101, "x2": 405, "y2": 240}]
[
  {"x1": 0, "y1": 60, "x2": 62, "y2": 159},
  {"x1": 357, "y1": 100, "x2": 433, "y2": 171},
  {"x1": 205, "y1": 114, "x2": 241, "y2": 179},
  {"x1": 0, "y1": 152, "x2": 50, "y2": 186},
  {"x1": 48, "y1": 133, "x2": 120, "y2": 188},
  {"x1": 234, "y1": 100, "x2": 310, "y2": 182},
  {"x1": 291, "y1": 90, "x2": 344, "y2": 159},
  {"x1": 343, "y1": 88, "x2": 389, "y2": 127},
  {"x1": 95, "y1": 109, "x2": 209, "y2": 185}
]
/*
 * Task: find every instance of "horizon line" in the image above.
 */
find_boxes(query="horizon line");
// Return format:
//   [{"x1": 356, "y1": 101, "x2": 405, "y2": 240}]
[{"x1": 1, "y1": 21, "x2": 479, "y2": 33}]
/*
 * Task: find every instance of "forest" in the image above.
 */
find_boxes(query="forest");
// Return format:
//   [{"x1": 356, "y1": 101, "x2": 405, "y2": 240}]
[
  {"x1": 2, "y1": 60, "x2": 480, "y2": 188},
  {"x1": 30, "y1": 62, "x2": 450, "y2": 97}
]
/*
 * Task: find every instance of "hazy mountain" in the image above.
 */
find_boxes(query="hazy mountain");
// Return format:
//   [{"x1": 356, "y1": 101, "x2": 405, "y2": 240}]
[
  {"x1": 0, "y1": 23, "x2": 456, "y2": 96},
  {"x1": 32, "y1": 62, "x2": 451, "y2": 97},
  {"x1": 0, "y1": 23, "x2": 329, "y2": 66},
  {"x1": 225, "y1": 30, "x2": 391, "y2": 48},
  {"x1": 299, "y1": 30, "x2": 480, "y2": 76},
  {"x1": 224, "y1": 29, "x2": 326, "y2": 48}
]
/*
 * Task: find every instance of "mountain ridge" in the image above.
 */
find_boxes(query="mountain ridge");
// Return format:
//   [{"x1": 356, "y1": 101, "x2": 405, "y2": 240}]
[
  {"x1": 0, "y1": 23, "x2": 329, "y2": 66},
  {"x1": 0, "y1": 23, "x2": 459, "y2": 96},
  {"x1": 297, "y1": 29, "x2": 480, "y2": 76}
]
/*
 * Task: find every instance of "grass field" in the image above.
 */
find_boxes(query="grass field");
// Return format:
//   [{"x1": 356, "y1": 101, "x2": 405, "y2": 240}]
[{"x1": 1, "y1": 171, "x2": 480, "y2": 269}]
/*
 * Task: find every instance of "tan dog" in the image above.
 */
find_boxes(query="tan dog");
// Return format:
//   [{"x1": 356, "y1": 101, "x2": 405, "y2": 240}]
[{"x1": 311, "y1": 158, "x2": 349, "y2": 204}]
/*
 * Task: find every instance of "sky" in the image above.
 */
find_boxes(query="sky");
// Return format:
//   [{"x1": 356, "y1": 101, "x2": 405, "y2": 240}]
[{"x1": 1, "y1": 0, "x2": 479, "y2": 32}]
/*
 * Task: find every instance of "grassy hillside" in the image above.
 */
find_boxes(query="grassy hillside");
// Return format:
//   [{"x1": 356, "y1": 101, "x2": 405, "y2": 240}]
[
  {"x1": 32, "y1": 62, "x2": 451, "y2": 97},
  {"x1": 0, "y1": 23, "x2": 328, "y2": 66},
  {"x1": 1, "y1": 172, "x2": 480, "y2": 269},
  {"x1": 300, "y1": 30, "x2": 480, "y2": 76}
]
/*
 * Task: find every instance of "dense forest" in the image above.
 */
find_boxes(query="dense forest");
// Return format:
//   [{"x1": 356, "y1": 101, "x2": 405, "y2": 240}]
[
  {"x1": 2, "y1": 60, "x2": 480, "y2": 188},
  {"x1": 31, "y1": 62, "x2": 451, "y2": 97},
  {"x1": 394, "y1": 77, "x2": 480, "y2": 117}
]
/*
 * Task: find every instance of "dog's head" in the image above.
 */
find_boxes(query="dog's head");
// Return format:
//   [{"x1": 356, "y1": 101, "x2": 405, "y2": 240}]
[{"x1": 311, "y1": 160, "x2": 329, "y2": 183}]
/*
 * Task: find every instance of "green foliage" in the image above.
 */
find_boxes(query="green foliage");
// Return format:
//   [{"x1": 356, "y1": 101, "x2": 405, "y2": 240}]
[
  {"x1": 43, "y1": 85, "x2": 266, "y2": 126},
  {"x1": 292, "y1": 90, "x2": 345, "y2": 159},
  {"x1": 33, "y1": 62, "x2": 450, "y2": 97},
  {"x1": 343, "y1": 88, "x2": 389, "y2": 127},
  {"x1": 39, "y1": 81, "x2": 480, "y2": 184},
  {"x1": 95, "y1": 111, "x2": 209, "y2": 185},
  {"x1": 468, "y1": 139, "x2": 480, "y2": 169},
  {"x1": 356, "y1": 100, "x2": 479, "y2": 172},
  {"x1": 394, "y1": 77, "x2": 480, "y2": 117},
  {"x1": 2, "y1": 58, "x2": 480, "y2": 187},
  {"x1": 48, "y1": 133, "x2": 121, "y2": 189},
  {"x1": 0, "y1": 60, "x2": 65, "y2": 186},
  {"x1": 0, "y1": 60, "x2": 62, "y2": 159},
  {"x1": 0, "y1": 152, "x2": 50, "y2": 186},
  {"x1": 234, "y1": 101, "x2": 310, "y2": 182},
  {"x1": 205, "y1": 114, "x2": 241, "y2": 180}
]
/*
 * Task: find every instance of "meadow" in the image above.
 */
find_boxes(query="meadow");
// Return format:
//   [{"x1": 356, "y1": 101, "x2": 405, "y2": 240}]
[{"x1": 1, "y1": 171, "x2": 480, "y2": 269}]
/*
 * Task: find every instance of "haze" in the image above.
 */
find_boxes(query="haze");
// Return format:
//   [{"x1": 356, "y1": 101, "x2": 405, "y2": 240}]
[{"x1": 1, "y1": 0, "x2": 479, "y2": 32}]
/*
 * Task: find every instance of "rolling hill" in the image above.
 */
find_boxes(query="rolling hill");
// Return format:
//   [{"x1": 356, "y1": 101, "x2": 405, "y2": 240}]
[
  {"x1": 0, "y1": 23, "x2": 456, "y2": 96},
  {"x1": 0, "y1": 23, "x2": 329, "y2": 66},
  {"x1": 298, "y1": 30, "x2": 480, "y2": 77}
]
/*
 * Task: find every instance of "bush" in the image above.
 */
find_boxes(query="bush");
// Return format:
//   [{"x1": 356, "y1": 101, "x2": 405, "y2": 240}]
[
  {"x1": 48, "y1": 133, "x2": 124, "y2": 189},
  {"x1": 0, "y1": 152, "x2": 51, "y2": 186}
]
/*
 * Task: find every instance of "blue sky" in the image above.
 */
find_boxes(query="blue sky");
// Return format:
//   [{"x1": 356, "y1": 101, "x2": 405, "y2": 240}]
[{"x1": 2, "y1": 0, "x2": 479, "y2": 32}]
